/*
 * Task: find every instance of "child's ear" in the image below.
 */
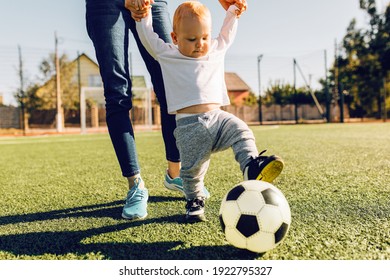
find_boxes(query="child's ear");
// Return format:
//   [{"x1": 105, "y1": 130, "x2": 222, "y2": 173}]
[{"x1": 171, "y1": 31, "x2": 178, "y2": 45}]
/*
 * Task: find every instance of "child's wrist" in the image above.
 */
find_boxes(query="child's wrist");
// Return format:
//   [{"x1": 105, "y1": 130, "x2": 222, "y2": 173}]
[{"x1": 228, "y1": 4, "x2": 239, "y2": 13}]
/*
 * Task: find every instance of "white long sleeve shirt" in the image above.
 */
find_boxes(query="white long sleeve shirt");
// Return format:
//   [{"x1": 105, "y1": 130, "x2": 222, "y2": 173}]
[{"x1": 136, "y1": 5, "x2": 239, "y2": 114}]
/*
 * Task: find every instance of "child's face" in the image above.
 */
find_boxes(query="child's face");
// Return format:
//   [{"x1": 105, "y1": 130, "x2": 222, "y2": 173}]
[{"x1": 171, "y1": 15, "x2": 211, "y2": 58}]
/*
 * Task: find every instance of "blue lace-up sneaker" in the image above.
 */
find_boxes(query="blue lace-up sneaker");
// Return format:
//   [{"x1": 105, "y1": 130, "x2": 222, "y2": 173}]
[
  {"x1": 164, "y1": 171, "x2": 211, "y2": 199},
  {"x1": 122, "y1": 178, "x2": 148, "y2": 220}
]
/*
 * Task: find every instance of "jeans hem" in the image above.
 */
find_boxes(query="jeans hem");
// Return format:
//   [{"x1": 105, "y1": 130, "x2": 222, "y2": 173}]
[{"x1": 123, "y1": 171, "x2": 141, "y2": 178}]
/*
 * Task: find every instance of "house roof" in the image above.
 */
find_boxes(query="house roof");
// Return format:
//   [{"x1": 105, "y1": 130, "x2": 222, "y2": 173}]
[
  {"x1": 73, "y1": 53, "x2": 99, "y2": 67},
  {"x1": 225, "y1": 72, "x2": 251, "y2": 92}
]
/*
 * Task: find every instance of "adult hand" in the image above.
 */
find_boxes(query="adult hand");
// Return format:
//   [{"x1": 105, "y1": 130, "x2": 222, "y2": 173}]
[{"x1": 125, "y1": 0, "x2": 154, "y2": 21}]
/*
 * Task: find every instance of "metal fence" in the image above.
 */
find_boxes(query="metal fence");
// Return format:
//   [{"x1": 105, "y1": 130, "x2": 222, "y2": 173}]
[{"x1": 1, "y1": 103, "x2": 339, "y2": 133}]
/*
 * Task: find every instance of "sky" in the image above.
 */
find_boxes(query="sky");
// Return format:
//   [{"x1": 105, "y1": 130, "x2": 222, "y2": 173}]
[{"x1": 0, "y1": 0, "x2": 388, "y2": 105}]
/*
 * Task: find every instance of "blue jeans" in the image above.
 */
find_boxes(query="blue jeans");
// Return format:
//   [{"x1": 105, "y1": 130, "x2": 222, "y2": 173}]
[{"x1": 86, "y1": 0, "x2": 179, "y2": 177}]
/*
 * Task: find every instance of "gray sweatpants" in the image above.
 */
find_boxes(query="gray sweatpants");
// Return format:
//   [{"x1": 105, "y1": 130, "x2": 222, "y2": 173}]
[{"x1": 174, "y1": 109, "x2": 258, "y2": 200}]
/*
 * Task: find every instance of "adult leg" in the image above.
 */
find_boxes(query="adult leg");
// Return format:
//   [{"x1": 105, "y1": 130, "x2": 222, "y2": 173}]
[
  {"x1": 86, "y1": 0, "x2": 140, "y2": 180},
  {"x1": 86, "y1": 0, "x2": 148, "y2": 220},
  {"x1": 129, "y1": 0, "x2": 181, "y2": 179}
]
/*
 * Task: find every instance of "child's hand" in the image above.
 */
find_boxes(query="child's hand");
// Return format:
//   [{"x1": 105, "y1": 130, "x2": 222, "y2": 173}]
[
  {"x1": 125, "y1": 0, "x2": 153, "y2": 21},
  {"x1": 234, "y1": 0, "x2": 247, "y2": 18}
]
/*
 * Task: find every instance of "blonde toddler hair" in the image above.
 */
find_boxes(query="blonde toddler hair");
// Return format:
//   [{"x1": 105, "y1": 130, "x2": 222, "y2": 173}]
[{"x1": 172, "y1": 1, "x2": 211, "y2": 32}]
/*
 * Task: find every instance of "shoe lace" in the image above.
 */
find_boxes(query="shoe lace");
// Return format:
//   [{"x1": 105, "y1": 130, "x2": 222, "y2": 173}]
[
  {"x1": 254, "y1": 150, "x2": 267, "y2": 164},
  {"x1": 186, "y1": 198, "x2": 205, "y2": 209},
  {"x1": 126, "y1": 178, "x2": 143, "y2": 204}
]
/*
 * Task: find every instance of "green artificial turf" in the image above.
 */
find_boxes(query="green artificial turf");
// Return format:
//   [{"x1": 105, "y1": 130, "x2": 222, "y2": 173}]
[{"x1": 0, "y1": 123, "x2": 389, "y2": 260}]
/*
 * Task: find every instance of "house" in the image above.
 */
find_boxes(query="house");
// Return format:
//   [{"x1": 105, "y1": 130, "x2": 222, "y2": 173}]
[
  {"x1": 34, "y1": 53, "x2": 101, "y2": 110},
  {"x1": 225, "y1": 72, "x2": 252, "y2": 106},
  {"x1": 74, "y1": 54, "x2": 153, "y2": 127},
  {"x1": 33, "y1": 53, "x2": 152, "y2": 128},
  {"x1": 34, "y1": 53, "x2": 149, "y2": 107},
  {"x1": 70, "y1": 53, "x2": 151, "y2": 108},
  {"x1": 73, "y1": 53, "x2": 102, "y2": 88}
]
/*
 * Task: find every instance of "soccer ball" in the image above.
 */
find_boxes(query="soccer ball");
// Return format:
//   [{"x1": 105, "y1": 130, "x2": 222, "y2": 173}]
[{"x1": 219, "y1": 180, "x2": 291, "y2": 253}]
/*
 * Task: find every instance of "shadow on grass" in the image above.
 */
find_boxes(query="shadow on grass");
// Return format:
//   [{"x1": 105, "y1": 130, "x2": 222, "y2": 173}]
[
  {"x1": 0, "y1": 196, "x2": 259, "y2": 260},
  {"x1": 0, "y1": 196, "x2": 183, "y2": 226},
  {"x1": 0, "y1": 229, "x2": 258, "y2": 259}
]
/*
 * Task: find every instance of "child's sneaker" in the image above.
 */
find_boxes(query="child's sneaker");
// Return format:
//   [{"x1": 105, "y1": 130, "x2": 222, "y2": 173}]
[
  {"x1": 243, "y1": 150, "x2": 284, "y2": 182},
  {"x1": 122, "y1": 178, "x2": 148, "y2": 220},
  {"x1": 185, "y1": 197, "x2": 206, "y2": 222},
  {"x1": 164, "y1": 171, "x2": 211, "y2": 199}
]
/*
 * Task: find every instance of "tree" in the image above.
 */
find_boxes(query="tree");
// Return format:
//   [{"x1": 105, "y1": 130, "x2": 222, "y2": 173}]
[
  {"x1": 41, "y1": 53, "x2": 79, "y2": 110},
  {"x1": 327, "y1": 0, "x2": 390, "y2": 118},
  {"x1": 338, "y1": 19, "x2": 365, "y2": 117},
  {"x1": 359, "y1": 0, "x2": 388, "y2": 117},
  {"x1": 263, "y1": 80, "x2": 314, "y2": 106},
  {"x1": 243, "y1": 91, "x2": 258, "y2": 106},
  {"x1": 381, "y1": 5, "x2": 390, "y2": 73},
  {"x1": 26, "y1": 53, "x2": 79, "y2": 111},
  {"x1": 263, "y1": 80, "x2": 293, "y2": 106}
]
